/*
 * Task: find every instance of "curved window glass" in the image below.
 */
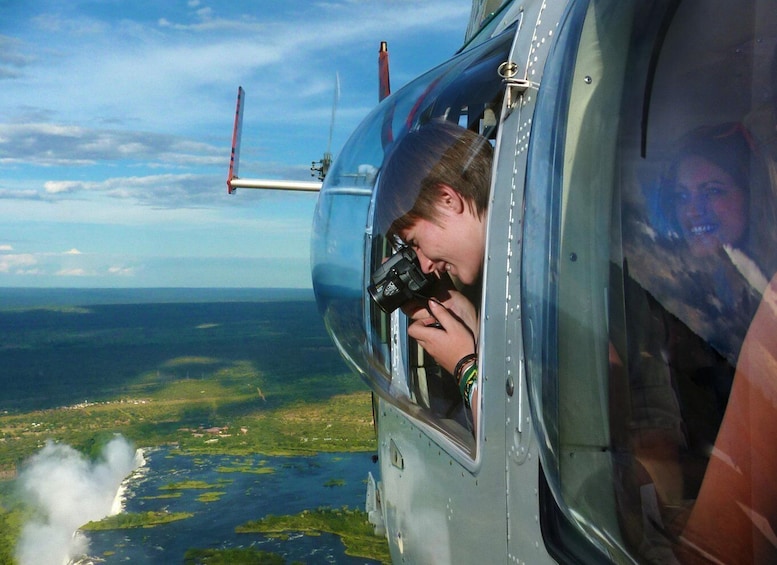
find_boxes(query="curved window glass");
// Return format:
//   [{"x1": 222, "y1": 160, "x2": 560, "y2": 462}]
[
  {"x1": 312, "y1": 26, "x2": 513, "y2": 454},
  {"x1": 523, "y1": 0, "x2": 777, "y2": 562}
]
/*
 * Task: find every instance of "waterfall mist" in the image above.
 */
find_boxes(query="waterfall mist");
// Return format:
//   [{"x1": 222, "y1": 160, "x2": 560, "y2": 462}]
[{"x1": 14, "y1": 435, "x2": 141, "y2": 565}]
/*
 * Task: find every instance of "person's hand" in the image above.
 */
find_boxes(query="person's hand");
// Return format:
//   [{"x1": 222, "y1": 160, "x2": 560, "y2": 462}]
[
  {"x1": 437, "y1": 289, "x2": 478, "y2": 343},
  {"x1": 400, "y1": 272, "x2": 455, "y2": 320},
  {"x1": 409, "y1": 289, "x2": 478, "y2": 342},
  {"x1": 408, "y1": 299, "x2": 476, "y2": 375},
  {"x1": 403, "y1": 277, "x2": 478, "y2": 338}
]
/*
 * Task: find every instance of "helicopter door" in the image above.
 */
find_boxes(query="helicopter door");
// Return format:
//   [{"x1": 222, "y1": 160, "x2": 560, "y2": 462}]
[{"x1": 523, "y1": 0, "x2": 777, "y2": 562}]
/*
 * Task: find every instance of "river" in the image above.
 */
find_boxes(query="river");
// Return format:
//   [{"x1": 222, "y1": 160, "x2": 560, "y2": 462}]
[{"x1": 82, "y1": 447, "x2": 383, "y2": 563}]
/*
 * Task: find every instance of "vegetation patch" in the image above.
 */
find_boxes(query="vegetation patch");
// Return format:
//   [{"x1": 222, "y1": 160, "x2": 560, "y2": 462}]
[
  {"x1": 81, "y1": 510, "x2": 193, "y2": 530},
  {"x1": 196, "y1": 491, "x2": 226, "y2": 503},
  {"x1": 162, "y1": 356, "x2": 220, "y2": 368},
  {"x1": 183, "y1": 547, "x2": 287, "y2": 564},
  {"x1": 216, "y1": 465, "x2": 275, "y2": 475},
  {"x1": 160, "y1": 480, "x2": 230, "y2": 491},
  {"x1": 0, "y1": 487, "x2": 27, "y2": 565},
  {"x1": 236, "y1": 507, "x2": 390, "y2": 564},
  {"x1": 140, "y1": 492, "x2": 182, "y2": 500}
]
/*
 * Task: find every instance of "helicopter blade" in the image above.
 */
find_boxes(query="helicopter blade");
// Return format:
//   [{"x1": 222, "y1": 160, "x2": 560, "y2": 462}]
[{"x1": 327, "y1": 72, "x2": 340, "y2": 156}]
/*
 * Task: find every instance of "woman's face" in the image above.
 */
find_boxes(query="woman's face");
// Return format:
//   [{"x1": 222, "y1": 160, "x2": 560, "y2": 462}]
[{"x1": 672, "y1": 155, "x2": 748, "y2": 257}]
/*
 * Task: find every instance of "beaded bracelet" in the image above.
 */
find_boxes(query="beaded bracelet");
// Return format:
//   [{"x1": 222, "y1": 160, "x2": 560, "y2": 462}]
[
  {"x1": 453, "y1": 353, "x2": 478, "y2": 384},
  {"x1": 459, "y1": 364, "x2": 478, "y2": 408}
]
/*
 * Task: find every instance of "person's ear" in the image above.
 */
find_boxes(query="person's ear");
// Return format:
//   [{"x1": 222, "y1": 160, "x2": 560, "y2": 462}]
[{"x1": 436, "y1": 184, "x2": 465, "y2": 215}]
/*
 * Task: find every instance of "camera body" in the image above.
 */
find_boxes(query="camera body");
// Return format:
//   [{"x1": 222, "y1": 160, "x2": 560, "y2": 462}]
[{"x1": 368, "y1": 246, "x2": 435, "y2": 313}]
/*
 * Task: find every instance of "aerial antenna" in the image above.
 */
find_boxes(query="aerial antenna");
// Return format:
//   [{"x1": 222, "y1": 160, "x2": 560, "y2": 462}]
[
  {"x1": 379, "y1": 42, "x2": 394, "y2": 150},
  {"x1": 379, "y1": 41, "x2": 391, "y2": 101},
  {"x1": 226, "y1": 86, "x2": 245, "y2": 194},
  {"x1": 312, "y1": 72, "x2": 340, "y2": 181},
  {"x1": 226, "y1": 85, "x2": 321, "y2": 193}
]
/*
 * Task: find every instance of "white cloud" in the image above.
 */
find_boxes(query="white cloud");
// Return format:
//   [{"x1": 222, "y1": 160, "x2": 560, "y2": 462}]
[
  {"x1": 41, "y1": 173, "x2": 227, "y2": 208},
  {"x1": 108, "y1": 266, "x2": 135, "y2": 276},
  {"x1": 0, "y1": 244, "x2": 13, "y2": 251},
  {"x1": 64, "y1": 248, "x2": 82, "y2": 255},
  {"x1": 0, "y1": 123, "x2": 221, "y2": 168},
  {"x1": 0, "y1": 253, "x2": 37, "y2": 273},
  {"x1": 195, "y1": 7, "x2": 213, "y2": 20},
  {"x1": 15, "y1": 268, "x2": 44, "y2": 276},
  {"x1": 0, "y1": 0, "x2": 471, "y2": 288},
  {"x1": 44, "y1": 181, "x2": 82, "y2": 194},
  {"x1": 2, "y1": 1, "x2": 469, "y2": 136},
  {"x1": 55, "y1": 268, "x2": 89, "y2": 277}
]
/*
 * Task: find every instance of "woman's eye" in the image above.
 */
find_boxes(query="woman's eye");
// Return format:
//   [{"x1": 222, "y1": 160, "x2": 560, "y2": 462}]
[{"x1": 672, "y1": 191, "x2": 689, "y2": 204}]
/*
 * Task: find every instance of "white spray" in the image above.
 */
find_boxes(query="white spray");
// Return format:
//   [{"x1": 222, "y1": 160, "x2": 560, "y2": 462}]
[{"x1": 14, "y1": 435, "x2": 142, "y2": 565}]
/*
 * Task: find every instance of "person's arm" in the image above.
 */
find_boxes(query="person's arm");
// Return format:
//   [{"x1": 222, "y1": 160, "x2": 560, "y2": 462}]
[{"x1": 409, "y1": 298, "x2": 480, "y2": 425}]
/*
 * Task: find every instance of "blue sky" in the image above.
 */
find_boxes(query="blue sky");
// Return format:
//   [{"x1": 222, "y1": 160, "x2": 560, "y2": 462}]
[{"x1": 0, "y1": 0, "x2": 472, "y2": 288}]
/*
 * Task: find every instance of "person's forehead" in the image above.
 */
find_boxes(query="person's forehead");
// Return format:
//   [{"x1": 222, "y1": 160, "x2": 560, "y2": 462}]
[
  {"x1": 396, "y1": 223, "x2": 417, "y2": 241},
  {"x1": 678, "y1": 156, "x2": 738, "y2": 183}
]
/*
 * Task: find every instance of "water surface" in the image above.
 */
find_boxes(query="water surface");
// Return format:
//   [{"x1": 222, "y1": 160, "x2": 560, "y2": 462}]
[{"x1": 85, "y1": 447, "x2": 382, "y2": 563}]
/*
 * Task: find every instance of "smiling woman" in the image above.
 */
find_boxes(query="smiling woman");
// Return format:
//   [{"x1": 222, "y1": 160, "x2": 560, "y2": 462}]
[
  {"x1": 646, "y1": 122, "x2": 777, "y2": 363},
  {"x1": 656, "y1": 123, "x2": 772, "y2": 262},
  {"x1": 672, "y1": 155, "x2": 748, "y2": 255}
]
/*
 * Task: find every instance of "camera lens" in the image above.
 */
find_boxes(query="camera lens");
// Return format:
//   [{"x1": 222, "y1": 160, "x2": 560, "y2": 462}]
[
  {"x1": 367, "y1": 246, "x2": 434, "y2": 313},
  {"x1": 368, "y1": 271, "x2": 409, "y2": 313}
]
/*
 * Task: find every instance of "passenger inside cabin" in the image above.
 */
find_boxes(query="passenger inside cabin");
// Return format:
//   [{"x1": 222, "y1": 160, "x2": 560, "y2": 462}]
[
  {"x1": 654, "y1": 123, "x2": 777, "y2": 344},
  {"x1": 374, "y1": 119, "x2": 494, "y2": 423},
  {"x1": 617, "y1": 122, "x2": 777, "y2": 563}
]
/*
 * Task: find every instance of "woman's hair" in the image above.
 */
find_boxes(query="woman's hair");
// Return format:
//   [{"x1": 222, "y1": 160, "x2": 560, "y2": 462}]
[{"x1": 375, "y1": 119, "x2": 493, "y2": 239}]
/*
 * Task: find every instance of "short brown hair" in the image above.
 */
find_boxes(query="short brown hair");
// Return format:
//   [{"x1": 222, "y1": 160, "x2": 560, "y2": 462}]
[{"x1": 375, "y1": 120, "x2": 493, "y2": 239}]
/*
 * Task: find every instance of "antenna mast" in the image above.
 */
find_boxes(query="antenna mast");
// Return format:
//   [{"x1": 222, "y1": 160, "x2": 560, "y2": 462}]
[{"x1": 312, "y1": 73, "x2": 340, "y2": 181}]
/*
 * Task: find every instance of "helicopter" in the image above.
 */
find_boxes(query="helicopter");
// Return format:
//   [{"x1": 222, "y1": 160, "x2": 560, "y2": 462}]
[{"x1": 229, "y1": 0, "x2": 777, "y2": 562}]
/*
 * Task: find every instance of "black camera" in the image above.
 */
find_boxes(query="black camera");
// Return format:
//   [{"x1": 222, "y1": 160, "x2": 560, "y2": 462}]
[{"x1": 368, "y1": 246, "x2": 436, "y2": 313}]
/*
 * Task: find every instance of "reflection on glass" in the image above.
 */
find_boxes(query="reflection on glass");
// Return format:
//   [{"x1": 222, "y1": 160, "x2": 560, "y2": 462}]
[{"x1": 621, "y1": 119, "x2": 777, "y2": 563}]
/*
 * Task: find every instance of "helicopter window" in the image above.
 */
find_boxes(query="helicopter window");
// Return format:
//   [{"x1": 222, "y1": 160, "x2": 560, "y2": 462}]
[
  {"x1": 312, "y1": 26, "x2": 513, "y2": 458},
  {"x1": 522, "y1": 0, "x2": 777, "y2": 563}
]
